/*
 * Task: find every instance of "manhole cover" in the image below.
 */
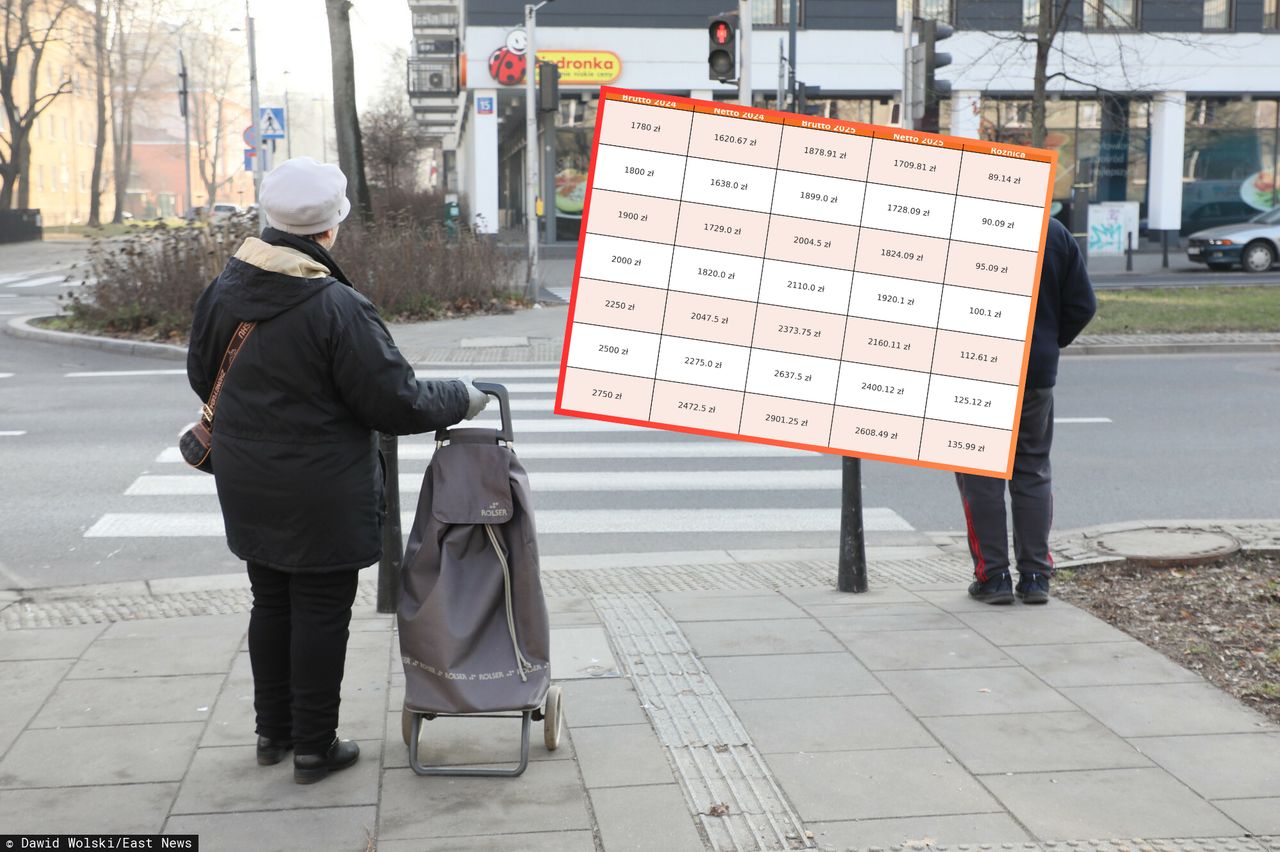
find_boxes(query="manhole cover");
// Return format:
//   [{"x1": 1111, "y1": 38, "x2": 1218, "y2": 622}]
[{"x1": 1092, "y1": 527, "x2": 1240, "y2": 566}]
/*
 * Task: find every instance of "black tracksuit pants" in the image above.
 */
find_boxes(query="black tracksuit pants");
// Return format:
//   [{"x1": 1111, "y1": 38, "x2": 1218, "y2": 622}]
[
  {"x1": 246, "y1": 563, "x2": 360, "y2": 755},
  {"x1": 955, "y1": 386, "x2": 1055, "y2": 582}
]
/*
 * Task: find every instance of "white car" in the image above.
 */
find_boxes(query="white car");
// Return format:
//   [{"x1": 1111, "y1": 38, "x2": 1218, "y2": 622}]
[{"x1": 1185, "y1": 206, "x2": 1280, "y2": 273}]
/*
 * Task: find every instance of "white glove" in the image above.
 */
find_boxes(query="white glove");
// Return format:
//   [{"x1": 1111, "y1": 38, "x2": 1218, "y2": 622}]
[{"x1": 463, "y1": 381, "x2": 490, "y2": 420}]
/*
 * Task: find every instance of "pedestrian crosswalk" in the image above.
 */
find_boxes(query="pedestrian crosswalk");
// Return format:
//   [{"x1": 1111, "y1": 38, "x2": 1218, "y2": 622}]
[
  {"x1": 0, "y1": 268, "x2": 83, "y2": 290},
  {"x1": 84, "y1": 364, "x2": 918, "y2": 556}
]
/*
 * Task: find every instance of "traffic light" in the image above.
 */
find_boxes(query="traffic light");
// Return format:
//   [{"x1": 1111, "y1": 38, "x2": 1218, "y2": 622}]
[
  {"x1": 708, "y1": 17, "x2": 736, "y2": 82},
  {"x1": 537, "y1": 61, "x2": 560, "y2": 112},
  {"x1": 919, "y1": 18, "x2": 952, "y2": 133},
  {"x1": 797, "y1": 84, "x2": 823, "y2": 116}
]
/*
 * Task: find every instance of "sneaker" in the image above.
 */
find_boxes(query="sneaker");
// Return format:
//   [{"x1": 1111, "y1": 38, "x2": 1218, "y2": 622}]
[
  {"x1": 294, "y1": 738, "x2": 360, "y2": 784},
  {"x1": 968, "y1": 572, "x2": 1014, "y2": 605},
  {"x1": 256, "y1": 735, "x2": 293, "y2": 766},
  {"x1": 1016, "y1": 572, "x2": 1051, "y2": 604}
]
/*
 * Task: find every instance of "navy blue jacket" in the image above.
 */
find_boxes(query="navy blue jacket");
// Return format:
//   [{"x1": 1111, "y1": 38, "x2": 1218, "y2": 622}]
[{"x1": 1027, "y1": 218, "x2": 1097, "y2": 388}]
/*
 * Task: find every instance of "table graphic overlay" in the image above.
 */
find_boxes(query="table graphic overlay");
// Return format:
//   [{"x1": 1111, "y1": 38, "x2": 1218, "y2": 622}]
[{"x1": 554, "y1": 88, "x2": 1057, "y2": 478}]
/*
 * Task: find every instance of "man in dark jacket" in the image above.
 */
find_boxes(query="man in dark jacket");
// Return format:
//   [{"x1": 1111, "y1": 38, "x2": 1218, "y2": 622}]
[
  {"x1": 958, "y1": 217, "x2": 1096, "y2": 605},
  {"x1": 187, "y1": 157, "x2": 489, "y2": 783}
]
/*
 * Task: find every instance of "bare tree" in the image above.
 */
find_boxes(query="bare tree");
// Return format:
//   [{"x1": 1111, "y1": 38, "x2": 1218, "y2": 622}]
[
  {"x1": 84, "y1": 0, "x2": 108, "y2": 226},
  {"x1": 0, "y1": 0, "x2": 77, "y2": 209},
  {"x1": 363, "y1": 98, "x2": 430, "y2": 193},
  {"x1": 324, "y1": 0, "x2": 371, "y2": 222},
  {"x1": 187, "y1": 28, "x2": 241, "y2": 211},
  {"x1": 108, "y1": 0, "x2": 171, "y2": 223}
]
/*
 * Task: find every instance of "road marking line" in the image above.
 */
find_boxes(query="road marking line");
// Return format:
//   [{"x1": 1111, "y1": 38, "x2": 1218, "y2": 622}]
[
  {"x1": 0, "y1": 430, "x2": 27, "y2": 436},
  {"x1": 0, "y1": 373, "x2": 14, "y2": 379},
  {"x1": 85, "y1": 507, "x2": 913, "y2": 538},
  {"x1": 1055, "y1": 417, "x2": 1112, "y2": 424},
  {"x1": 64, "y1": 369, "x2": 187, "y2": 378},
  {"x1": 413, "y1": 367, "x2": 560, "y2": 379},
  {"x1": 6, "y1": 275, "x2": 69, "y2": 289},
  {"x1": 0, "y1": 268, "x2": 59, "y2": 285}
]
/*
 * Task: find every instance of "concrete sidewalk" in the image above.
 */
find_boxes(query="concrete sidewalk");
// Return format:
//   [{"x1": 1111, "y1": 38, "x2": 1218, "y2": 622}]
[{"x1": 2, "y1": 523, "x2": 1279, "y2": 851}]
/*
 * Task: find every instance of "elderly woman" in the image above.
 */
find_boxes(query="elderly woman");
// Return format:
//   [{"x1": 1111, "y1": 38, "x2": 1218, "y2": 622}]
[{"x1": 187, "y1": 158, "x2": 487, "y2": 784}]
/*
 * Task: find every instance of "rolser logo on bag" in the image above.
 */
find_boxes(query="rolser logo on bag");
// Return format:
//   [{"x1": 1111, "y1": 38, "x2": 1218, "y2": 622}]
[{"x1": 480, "y1": 501, "x2": 509, "y2": 519}]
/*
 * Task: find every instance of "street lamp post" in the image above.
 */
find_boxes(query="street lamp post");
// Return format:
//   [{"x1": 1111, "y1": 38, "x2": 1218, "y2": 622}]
[
  {"x1": 524, "y1": 0, "x2": 554, "y2": 302},
  {"x1": 178, "y1": 48, "x2": 194, "y2": 218},
  {"x1": 245, "y1": 1, "x2": 265, "y2": 230}
]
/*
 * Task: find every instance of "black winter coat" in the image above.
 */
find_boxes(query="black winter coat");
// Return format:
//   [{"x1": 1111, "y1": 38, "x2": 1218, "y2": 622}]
[
  {"x1": 1027, "y1": 218, "x2": 1097, "y2": 388},
  {"x1": 187, "y1": 229, "x2": 469, "y2": 572}
]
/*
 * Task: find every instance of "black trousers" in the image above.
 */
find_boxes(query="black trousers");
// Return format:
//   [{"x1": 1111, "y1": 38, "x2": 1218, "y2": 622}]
[
  {"x1": 955, "y1": 386, "x2": 1055, "y2": 582},
  {"x1": 246, "y1": 563, "x2": 360, "y2": 755}
]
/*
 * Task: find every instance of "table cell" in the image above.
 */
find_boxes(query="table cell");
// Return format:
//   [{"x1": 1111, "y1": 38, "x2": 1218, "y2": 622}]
[
  {"x1": 847, "y1": 272, "x2": 943, "y2": 329},
  {"x1": 918, "y1": 420, "x2": 1012, "y2": 476},
  {"x1": 749, "y1": 303, "x2": 846, "y2": 360},
  {"x1": 570, "y1": 279, "x2": 670, "y2": 334},
  {"x1": 592, "y1": 144, "x2": 688, "y2": 200},
  {"x1": 680, "y1": 157, "x2": 777, "y2": 214},
  {"x1": 668, "y1": 246, "x2": 764, "y2": 302},
  {"x1": 674, "y1": 202, "x2": 770, "y2": 257},
  {"x1": 769, "y1": 171, "x2": 867, "y2": 227},
  {"x1": 936, "y1": 286, "x2": 1031, "y2": 341},
  {"x1": 597, "y1": 100, "x2": 695, "y2": 156},
  {"x1": 841, "y1": 317, "x2": 937, "y2": 374},
  {"x1": 758, "y1": 259, "x2": 855, "y2": 316},
  {"x1": 565, "y1": 323, "x2": 660, "y2": 379},
  {"x1": 687, "y1": 112, "x2": 784, "y2": 168},
  {"x1": 930, "y1": 329, "x2": 1026, "y2": 386},
  {"x1": 661, "y1": 290, "x2": 757, "y2": 347},
  {"x1": 764, "y1": 216, "x2": 859, "y2": 270},
  {"x1": 835, "y1": 362, "x2": 930, "y2": 418},
  {"x1": 861, "y1": 182, "x2": 956, "y2": 240},
  {"x1": 579, "y1": 234, "x2": 676, "y2": 289},
  {"x1": 655, "y1": 335, "x2": 750, "y2": 392},
  {"x1": 867, "y1": 137, "x2": 963, "y2": 194},
  {"x1": 740, "y1": 393, "x2": 834, "y2": 447},
  {"x1": 558, "y1": 367, "x2": 656, "y2": 422},
  {"x1": 650, "y1": 380, "x2": 745, "y2": 435},
  {"x1": 957, "y1": 152, "x2": 1052, "y2": 208},
  {"x1": 777, "y1": 126, "x2": 873, "y2": 181},
  {"x1": 943, "y1": 241, "x2": 1039, "y2": 296},
  {"x1": 924, "y1": 374, "x2": 1020, "y2": 430},
  {"x1": 586, "y1": 190, "x2": 680, "y2": 244},
  {"x1": 950, "y1": 195, "x2": 1046, "y2": 252},
  {"x1": 745, "y1": 349, "x2": 841, "y2": 405},
  {"x1": 853, "y1": 228, "x2": 949, "y2": 283},
  {"x1": 829, "y1": 407, "x2": 924, "y2": 460}
]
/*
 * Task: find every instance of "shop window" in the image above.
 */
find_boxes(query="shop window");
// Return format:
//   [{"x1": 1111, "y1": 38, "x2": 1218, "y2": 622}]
[
  {"x1": 1203, "y1": 0, "x2": 1233, "y2": 29},
  {"x1": 752, "y1": 0, "x2": 800, "y2": 26},
  {"x1": 897, "y1": 0, "x2": 952, "y2": 25},
  {"x1": 1022, "y1": 0, "x2": 1039, "y2": 28},
  {"x1": 1266, "y1": 0, "x2": 1278, "y2": 29},
  {"x1": 1083, "y1": 0, "x2": 1138, "y2": 29}
]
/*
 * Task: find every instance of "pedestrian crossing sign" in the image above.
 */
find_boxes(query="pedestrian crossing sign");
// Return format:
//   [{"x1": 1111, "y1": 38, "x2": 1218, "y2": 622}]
[{"x1": 259, "y1": 107, "x2": 286, "y2": 140}]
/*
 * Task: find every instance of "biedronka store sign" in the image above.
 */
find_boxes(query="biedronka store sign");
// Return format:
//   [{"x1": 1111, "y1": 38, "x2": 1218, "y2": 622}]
[{"x1": 486, "y1": 31, "x2": 621, "y2": 87}]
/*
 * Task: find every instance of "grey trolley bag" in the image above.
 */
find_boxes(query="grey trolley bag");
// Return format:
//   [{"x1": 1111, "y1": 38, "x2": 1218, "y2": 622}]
[{"x1": 397, "y1": 382, "x2": 563, "y2": 777}]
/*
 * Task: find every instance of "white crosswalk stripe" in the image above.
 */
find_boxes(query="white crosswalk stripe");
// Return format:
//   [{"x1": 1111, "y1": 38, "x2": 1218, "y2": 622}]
[{"x1": 546, "y1": 286, "x2": 573, "y2": 303}]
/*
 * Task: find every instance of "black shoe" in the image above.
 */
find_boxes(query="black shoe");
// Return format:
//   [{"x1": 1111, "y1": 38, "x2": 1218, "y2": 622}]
[
  {"x1": 256, "y1": 735, "x2": 293, "y2": 766},
  {"x1": 293, "y1": 738, "x2": 360, "y2": 784},
  {"x1": 968, "y1": 572, "x2": 1014, "y2": 605},
  {"x1": 1016, "y1": 572, "x2": 1051, "y2": 604}
]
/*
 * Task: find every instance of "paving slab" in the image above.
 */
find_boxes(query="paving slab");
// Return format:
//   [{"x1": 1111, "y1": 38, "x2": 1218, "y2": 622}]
[
  {"x1": 98, "y1": 612, "x2": 246, "y2": 639},
  {"x1": 31, "y1": 673, "x2": 223, "y2": 727},
  {"x1": 0, "y1": 623, "x2": 105, "y2": 659},
  {"x1": 820, "y1": 608, "x2": 967, "y2": 634},
  {"x1": 551, "y1": 625, "x2": 622, "y2": 679},
  {"x1": 877, "y1": 667, "x2": 1076, "y2": 716},
  {"x1": 781, "y1": 586, "x2": 925, "y2": 608},
  {"x1": 164, "y1": 805, "x2": 378, "y2": 852},
  {"x1": 838, "y1": 628, "x2": 1017, "y2": 671},
  {"x1": 734, "y1": 695, "x2": 935, "y2": 753},
  {"x1": 590, "y1": 784, "x2": 707, "y2": 852},
  {"x1": 1132, "y1": 733, "x2": 1280, "y2": 799},
  {"x1": 1062, "y1": 682, "x2": 1277, "y2": 737},
  {"x1": 376, "y1": 831, "x2": 598, "y2": 852},
  {"x1": 383, "y1": 710, "x2": 572, "y2": 770},
  {"x1": 69, "y1": 632, "x2": 243, "y2": 678},
  {"x1": 766, "y1": 747, "x2": 1000, "y2": 821},
  {"x1": 923, "y1": 711, "x2": 1153, "y2": 774},
  {"x1": 655, "y1": 591, "x2": 809, "y2": 621},
  {"x1": 170, "y1": 741, "x2": 382, "y2": 814},
  {"x1": 1211, "y1": 797, "x2": 1280, "y2": 835},
  {"x1": 557, "y1": 676, "x2": 650, "y2": 727},
  {"x1": 981, "y1": 766, "x2": 1246, "y2": 839},
  {"x1": 1004, "y1": 640, "x2": 1202, "y2": 687},
  {"x1": 703, "y1": 652, "x2": 885, "y2": 700},
  {"x1": 955, "y1": 605, "x2": 1133, "y2": 645},
  {"x1": 377, "y1": 759, "x2": 591, "y2": 840},
  {"x1": 0, "y1": 722, "x2": 203, "y2": 788},
  {"x1": 0, "y1": 782, "x2": 178, "y2": 834},
  {"x1": 572, "y1": 722, "x2": 675, "y2": 788},
  {"x1": 0, "y1": 658, "x2": 72, "y2": 753},
  {"x1": 807, "y1": 812, "x2": 1034, "y2": 848},
  {"x1": 681, "y1": 618, "x2": 844, "y2": 657}
]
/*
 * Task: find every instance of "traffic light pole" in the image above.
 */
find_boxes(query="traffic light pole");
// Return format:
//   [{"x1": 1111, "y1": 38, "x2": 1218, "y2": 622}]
[
  {"x1": 525, "y1": 3, "x2": 540, "y2": 301},
  {"x1": 738, "y1": 0, "x2": 752, "y2": 105},
  {"x1": 901, "y1": 1, "x2": 913, "y2": 130}
]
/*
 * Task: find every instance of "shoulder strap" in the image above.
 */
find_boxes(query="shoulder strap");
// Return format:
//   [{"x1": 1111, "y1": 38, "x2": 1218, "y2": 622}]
[{"x1": 201, "y1": 321, "x2": 257, "y2": 424}]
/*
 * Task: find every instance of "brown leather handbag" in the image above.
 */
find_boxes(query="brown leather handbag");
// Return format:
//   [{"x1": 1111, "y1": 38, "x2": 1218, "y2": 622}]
[{"x1": 180, "y1": 321, "x2": 256, "y2": 473}]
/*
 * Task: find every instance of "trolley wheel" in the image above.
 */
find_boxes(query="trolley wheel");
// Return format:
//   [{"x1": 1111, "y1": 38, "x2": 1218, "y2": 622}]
[
  {"x1": 401, "y1": 706, "x2": 415, "y2": 748},
  {"x1": 543, "y1": 686, "x2": 564, "y2": 751}
]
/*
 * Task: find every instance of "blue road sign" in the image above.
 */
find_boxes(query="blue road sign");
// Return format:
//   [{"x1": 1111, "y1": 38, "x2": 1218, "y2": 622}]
[
  {"x1": 244, "y1": 148, "x2": 256, "y2": 171},
  {"x1": 260, "y1": 107, "x2": 286, "y2": 140}
]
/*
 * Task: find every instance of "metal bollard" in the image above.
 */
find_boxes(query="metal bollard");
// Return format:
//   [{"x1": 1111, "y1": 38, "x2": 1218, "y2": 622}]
[
  {"x1": 377, "y1": 432, "x2": 403, "y2": 613},
  {"x1": 837, "y1": 457, "x2": 869, "y2": 593},
  {"x1": 1126, "y1": 231, "x2": 1134, "y2": 272}
]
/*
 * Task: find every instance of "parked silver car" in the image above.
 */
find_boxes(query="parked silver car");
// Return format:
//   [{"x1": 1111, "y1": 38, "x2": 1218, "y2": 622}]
[{"x1": 1185, "y1": 206, "x2": 1280, "y2": 273}]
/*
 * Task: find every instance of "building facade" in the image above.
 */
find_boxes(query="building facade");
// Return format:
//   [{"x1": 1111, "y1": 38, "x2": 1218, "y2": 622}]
[{"x1": 443, "y1": 0, "x2": 1280, "y2": 239}]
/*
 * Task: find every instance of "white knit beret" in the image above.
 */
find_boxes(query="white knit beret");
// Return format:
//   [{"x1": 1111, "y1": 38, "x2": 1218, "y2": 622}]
[{"x1": 260, "y1": 157, "x2": 352, "y2": 235}]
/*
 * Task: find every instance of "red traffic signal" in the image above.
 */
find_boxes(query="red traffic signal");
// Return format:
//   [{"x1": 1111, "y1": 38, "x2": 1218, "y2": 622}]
[
  {"x1": 711, "y1": 21, "x2": 732, "y2": 45},
  {"x1": 708, "y1": 17, "x2": 736, "y2": 82}
]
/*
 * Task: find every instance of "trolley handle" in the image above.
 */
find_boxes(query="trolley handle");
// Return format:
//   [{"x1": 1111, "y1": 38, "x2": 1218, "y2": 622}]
[{"x1": 472, "y1": 381, "x2": 513, "y2": 443}]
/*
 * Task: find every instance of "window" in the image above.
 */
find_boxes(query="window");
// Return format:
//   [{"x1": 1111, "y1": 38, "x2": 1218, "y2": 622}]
[
  {"x1": 897, "y1": 0, "x2": 952, "y2": 25},
  {"x1": 1203, "y1": 0, "x2": 1233, "y2": 29},
  {"x1": 1266, "y1": 0, "x2": 1278, "y2": 29},
  {"x1": 1022, "y1": 0, "x2": 1040, "y2": 28},
  {"x1": 36, "y1": 165, "x2": 44, "y2": 192},
  {"x1": 752, "y1": 0, "x2": 800, "y2": 26},
  {"x1": 1084, "y1": 0, "x2": 1138, "y2": 28}
]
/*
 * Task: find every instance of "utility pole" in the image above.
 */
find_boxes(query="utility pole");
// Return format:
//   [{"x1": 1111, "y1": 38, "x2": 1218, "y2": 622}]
[
  {"x1": 524, "y1": 3, "x2": 549, "y2": 301},
  {"x1": 178, "y1": 49, "x2": 193, "y2": 218},
  {"x1": 245, "y1": 1, "x2": 265, "y2": 230},
  {"x1": 777, "y1": 38, "x2": 785, "y2": 107},
  {"x1": 787, "y1": 0, "x2": 797, "y2": 109},
  {"x1": 902, "y1": 0, "x2": 914, "y2": 129},
  {"x1": 284, "y1": 71, "x2": 293, "y2": 160},
  {"x1": 738, "y1": 0, "x2": 752, "y2": 105}
]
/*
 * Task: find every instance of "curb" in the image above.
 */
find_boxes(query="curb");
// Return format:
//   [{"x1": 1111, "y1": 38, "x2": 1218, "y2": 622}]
[
  {"x1": 4, "y1": 315, "x2": 186, "y2": 361},
  {"x1": 1067, "y1": 340, "x2": 1280, "y2": 356}
]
